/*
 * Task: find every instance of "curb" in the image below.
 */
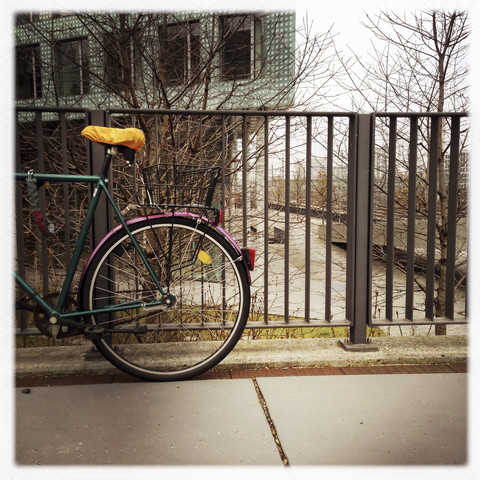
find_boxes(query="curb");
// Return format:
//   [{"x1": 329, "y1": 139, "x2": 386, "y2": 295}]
[{"x1": 15, "y1": 335, "x2": 468, "y2": 380}]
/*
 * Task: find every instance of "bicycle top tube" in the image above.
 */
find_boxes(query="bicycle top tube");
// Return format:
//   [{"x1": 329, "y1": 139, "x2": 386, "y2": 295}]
[{"x1": 15, "y1": 171, "x2": 101, "y2": 183}]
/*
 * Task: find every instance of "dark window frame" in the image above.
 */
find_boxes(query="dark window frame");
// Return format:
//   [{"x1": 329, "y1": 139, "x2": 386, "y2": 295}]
[
  {"x1": 220, "y1": 14, "x2": 264, "y2": 81},
  {"x1": 16, "y1": 44, "x2": 43, "y2": 100},
  {"x1": 55, "y1": 37, "x2": 90, "y2": 97},
  {"x1": 16, "y1": 13, "x2": 40, "y2": 26},
  {"x1": 159, "y1": 20, "x2": 201, "y2": 86}
]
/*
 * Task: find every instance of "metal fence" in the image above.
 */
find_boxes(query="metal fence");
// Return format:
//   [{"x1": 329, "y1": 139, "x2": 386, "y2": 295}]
[
  {"x1": 369, "y1": 113, "x2": 468, "y2": 329},
  {"x1": 15, "y1": 107, "x2": 468, "y2": 342}
]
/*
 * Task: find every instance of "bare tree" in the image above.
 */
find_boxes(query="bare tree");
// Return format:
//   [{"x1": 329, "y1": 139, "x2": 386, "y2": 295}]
[{"x1": 337, "y1": 10, "x2": 469, "y2": 332}]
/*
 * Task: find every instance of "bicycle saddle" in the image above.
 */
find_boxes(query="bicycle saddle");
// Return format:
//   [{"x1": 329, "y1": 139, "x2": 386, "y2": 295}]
[{"x1": 81, "y1": 126, "x2": 145, "y2": 151}]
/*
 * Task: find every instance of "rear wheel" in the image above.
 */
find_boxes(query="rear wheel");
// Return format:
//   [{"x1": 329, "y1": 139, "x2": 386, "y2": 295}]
[{"x1": 80, "y1": 216, "x2": 250, "y2": 381}]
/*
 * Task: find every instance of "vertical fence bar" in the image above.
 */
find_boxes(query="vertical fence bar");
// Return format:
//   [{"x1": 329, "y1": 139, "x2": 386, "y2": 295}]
[
  {"x1": 405, "y1": 116, "x2": 418, "y2": 320},
  {"x1": 88, "y1": 110, "x2": 111, "y2": 249},
  {"x1": 445, "y1": 115, "x2": 460, "y2": 320},
  {"x1": 242, "y1": 115, "x2": 248, "y2": 245},
  {"x1": 221, "y1": 115, "x2": 227, "y2": 325},
  {"x1": 221, "y1": 116, "x2": 226, "y2": 225},
  {"x1": 15, "y1": 116, "x2": 27, "y2": 331},
  {"x1": 35, "y1": 111, "x2": 49, "y2": 297},
  {"x1": 386, "y1": 116, "x2": 397, "y2": 320},
  {"x1": 59, "y1": 112, "x2": 72, "y2": 267},
  {"x1": 325, "y1": 116, "x2": 333, "y2": 321},
  {"x1": 284, "y1": 115, "x2": 291, "y2": 324},
  {"x1": 154, "y1": 115, "x2": 159, "y2": 164},
  {"x1": 350, "y1": 114, "x2": 373, "y2": 344},
  {"x1": 346, "y1": 115, "x2": 357, "y2": 323},
  {"x1": 264, "y1": 116, "x2": 269, "y2": 324},
  {"x1": 305, "y1": 115, "x2": 312, "y2": 323},
  {"x1": 199, "y1": 114, "x2": 204, "y2": 163},
  {"x1": 426, "y1": 116, "x2": 439, "y2": 320},
  {"x1": 86, "y1": 110, "x2": 114, "y2": 327}
]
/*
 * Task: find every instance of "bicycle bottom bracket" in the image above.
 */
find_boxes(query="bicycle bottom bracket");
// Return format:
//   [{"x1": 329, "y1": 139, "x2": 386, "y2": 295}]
[
  {"x1": 34, "y1": 293, "x2": 80, "y2": 338},
  {"x1": 163, "y1": 293, "x2": 176, "y2": 307}
]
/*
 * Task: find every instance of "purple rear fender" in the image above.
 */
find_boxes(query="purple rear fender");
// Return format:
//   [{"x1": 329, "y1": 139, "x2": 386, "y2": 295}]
[{"x1": 78, "y1": 212, "x2": 250, "y2": 303}]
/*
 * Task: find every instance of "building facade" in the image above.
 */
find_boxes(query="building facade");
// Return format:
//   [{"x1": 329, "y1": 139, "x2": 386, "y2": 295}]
[{"x1": 15, "y1": 12, "x2": 296, "y2": 111}]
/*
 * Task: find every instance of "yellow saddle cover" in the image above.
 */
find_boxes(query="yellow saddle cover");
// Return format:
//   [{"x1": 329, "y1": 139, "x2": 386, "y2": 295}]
[{"x1": 81, "y1": 126, "x2": 145, "y2": 151}]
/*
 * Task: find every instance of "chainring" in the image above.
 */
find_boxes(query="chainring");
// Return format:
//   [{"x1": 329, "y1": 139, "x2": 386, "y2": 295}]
[{"x1": 34, "y1": 293, "x2": 81, "y2": 339}]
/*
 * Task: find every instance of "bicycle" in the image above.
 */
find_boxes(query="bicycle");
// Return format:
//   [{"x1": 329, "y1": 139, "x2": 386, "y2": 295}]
[{"x1": 15, "y1": 126, "x2": 255, "y2": 381}]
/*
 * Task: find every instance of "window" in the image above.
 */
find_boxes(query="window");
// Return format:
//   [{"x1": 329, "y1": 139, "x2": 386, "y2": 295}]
[
  {"x1": 220, "y1": 14, "x2": 264, "y2": 81},
  {"x1": 104, "y1": 34, "x2": 141, "y2": 90},
  {"x1": 55, "y1": 38, "x2": 90, "y2": 96},
  {"x1": 52, "y1": 13, "x2": 72, "y2": 20},
  {"x1": 16, "y1": 44, "x2": 42, "y2": 100},
  {"x1": 16, "y1": 13, "x2": 40, "y2": 26},
  {"x1": 159, "y1": 21, "x2": 201, "y2": 85}
]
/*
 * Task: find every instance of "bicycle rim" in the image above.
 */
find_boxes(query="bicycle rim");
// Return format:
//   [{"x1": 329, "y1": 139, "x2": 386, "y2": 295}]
[{"x1": 81, "y1": 217, "x2": 249, "y2": 381}]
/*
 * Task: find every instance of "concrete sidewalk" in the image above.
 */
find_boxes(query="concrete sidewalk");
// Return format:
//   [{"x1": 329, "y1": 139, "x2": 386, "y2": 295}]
[
  {"x1": 14, "y1": 335, "x2": 469, "y2": 474},
  {"x1": 15, "y1": 373, "x2": 467, "y2": 467}
]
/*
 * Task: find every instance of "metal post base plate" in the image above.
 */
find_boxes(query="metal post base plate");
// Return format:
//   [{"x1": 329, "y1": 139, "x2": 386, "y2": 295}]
[{"x1": 338, "y1": 340, "x2": 379, "y2": 352}]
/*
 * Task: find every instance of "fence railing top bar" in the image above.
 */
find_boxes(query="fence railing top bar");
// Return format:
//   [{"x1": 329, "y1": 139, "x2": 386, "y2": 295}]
[
  {"x1": 106, "y1": 108, "x2": 359, "y2": 119},
  {"x1": 16, "y1": 106, "x2": 90, "y2": 114},
  {"x1": 16, "y1": 107, "x2": 467, "y2": 119},
  {"x1": 372, "y1": 112, "x2": 468, "y2": 118}
]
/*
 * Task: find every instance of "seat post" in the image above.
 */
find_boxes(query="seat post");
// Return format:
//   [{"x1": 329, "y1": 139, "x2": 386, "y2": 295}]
[{"x1": 100, "y1": 147, "x2": 117, "y2": 178}]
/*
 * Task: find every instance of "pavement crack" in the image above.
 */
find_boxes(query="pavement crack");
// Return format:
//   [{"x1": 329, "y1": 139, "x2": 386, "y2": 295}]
[{"x1": 252, "y1": 378, "x2": 289, "y2": 466}]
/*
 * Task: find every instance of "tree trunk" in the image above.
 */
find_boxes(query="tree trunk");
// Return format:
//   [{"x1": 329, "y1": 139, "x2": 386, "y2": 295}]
[{"x1": 434, "y1": 13, "x2": 448, "y2": 335}]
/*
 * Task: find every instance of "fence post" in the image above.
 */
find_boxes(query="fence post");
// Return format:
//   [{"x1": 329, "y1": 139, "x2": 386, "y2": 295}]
[
  {"x1": 342, "y1": 114, "x2": 378, "y2": 351},
  {"x1": 87, "y1": 110, "x2": 113, "y2": 249}
]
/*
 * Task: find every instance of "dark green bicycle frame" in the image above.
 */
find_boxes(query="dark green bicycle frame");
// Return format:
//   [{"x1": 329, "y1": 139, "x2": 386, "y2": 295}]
[{"x1": 15, "y1": 169, "x2": 169, "y2": 326}]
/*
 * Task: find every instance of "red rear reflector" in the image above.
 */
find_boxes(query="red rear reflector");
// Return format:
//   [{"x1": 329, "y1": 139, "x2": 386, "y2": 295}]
[
  {"x1": 248, "y1": 248, "x2": 255, "y2": 270},
  {"x1": 219, "y1": 209, "x2": 224, "y2": 223},
  {"x1": 241, "y1": 247, "x2": 255, "y2": 271}
]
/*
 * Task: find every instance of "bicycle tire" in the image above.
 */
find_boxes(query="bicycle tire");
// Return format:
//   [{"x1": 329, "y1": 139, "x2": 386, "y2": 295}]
[{"x1": 80, "y1": 216, "x2": 250, "y2": 381}]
